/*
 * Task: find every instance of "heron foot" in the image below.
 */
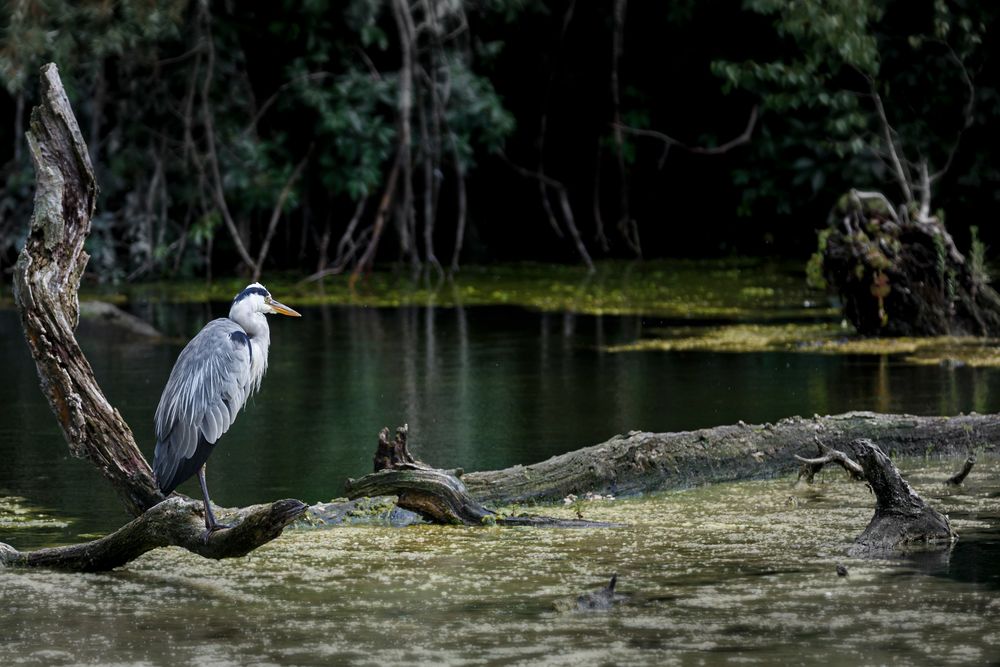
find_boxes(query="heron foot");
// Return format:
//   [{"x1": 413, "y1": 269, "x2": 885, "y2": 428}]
[{"x1": 200, "y1": 521, "x2": 233, "y2": 544}]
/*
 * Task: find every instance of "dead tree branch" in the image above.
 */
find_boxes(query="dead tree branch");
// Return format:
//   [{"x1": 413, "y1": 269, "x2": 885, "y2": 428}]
[
  {"x1": 946, "y1": 455, "x2": 976, "y2": 486},
  {"x1": 252, "y1": 148, "x2": 311, "y2": 282},
  {"x1": 0, "y1": 497, "x2": 306, "y2": 572},
  {"x1": 616, "y1": 105, "x2": 758, "y2": 157},
  {"x1": 795, "y1": 439, "x2": 865, "y2": 482},
  {"x1": 13, "y1": 63, "x2": 163, "y2": 516},
  {"x1": 6, "y1": 63, "x2": 306, "y2": 571},
  {"x1": 502, "y1": 153, "x2": 595, "y2": 272},
  {"x1": 846, "y1": 439, "x2": 956, "y2": 554}
]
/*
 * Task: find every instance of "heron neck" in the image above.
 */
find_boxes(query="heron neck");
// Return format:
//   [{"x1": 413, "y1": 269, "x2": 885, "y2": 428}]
[
  {"x1": 229, "y1": 299, "x2": 271, "y2": 345},
  {"x1": 229, "y1": 308, "x2": 270, "y2": 343}
]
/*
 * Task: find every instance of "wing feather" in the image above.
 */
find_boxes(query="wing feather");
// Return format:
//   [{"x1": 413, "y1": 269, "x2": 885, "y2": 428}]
[{"x1": 153, "y1": 319, "x2": 254, "y2": 494}]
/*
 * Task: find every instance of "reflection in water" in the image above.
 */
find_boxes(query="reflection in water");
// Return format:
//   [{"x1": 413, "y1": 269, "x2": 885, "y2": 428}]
[{"x1": 1, "y1": 303, "x2": 999, "y2": 546}]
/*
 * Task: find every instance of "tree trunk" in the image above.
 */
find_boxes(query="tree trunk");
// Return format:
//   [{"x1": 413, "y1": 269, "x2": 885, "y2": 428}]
[
  {"x1": 5, "y1": 63, "x2": 305, "y2": 571},
  {"x1": 818, "y1": 191, "x2": 1000, "y2": 336},
  {"x1": 13, "y1": 63, "x2": 162, "y2": 517},
  {"x1": 460, "y1": 411, "x2": 999, "y2": 505}
]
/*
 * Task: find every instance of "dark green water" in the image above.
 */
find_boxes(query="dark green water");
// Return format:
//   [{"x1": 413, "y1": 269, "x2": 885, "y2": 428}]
[
  {"x1": 2, "y1": 303, "x2": 999, "y2": 545},
  {"x1": 3, "y1": 302, "x2": 1000, "y2": 664}
]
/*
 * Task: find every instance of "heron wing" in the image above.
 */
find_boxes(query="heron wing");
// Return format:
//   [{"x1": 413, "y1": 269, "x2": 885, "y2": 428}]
[{"x1": 153, "y1": 318, "x2": 254, "y2": 494}]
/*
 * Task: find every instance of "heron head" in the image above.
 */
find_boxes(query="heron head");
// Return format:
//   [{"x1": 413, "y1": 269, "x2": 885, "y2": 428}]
[{"x1": 231, "y1": 283, "x2": 301, "y2": 318}]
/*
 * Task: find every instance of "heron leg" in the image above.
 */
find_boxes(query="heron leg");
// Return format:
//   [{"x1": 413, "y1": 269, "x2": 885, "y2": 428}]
[{"x1": 198, "y1": 464, "x2": 231, "y2": 539}]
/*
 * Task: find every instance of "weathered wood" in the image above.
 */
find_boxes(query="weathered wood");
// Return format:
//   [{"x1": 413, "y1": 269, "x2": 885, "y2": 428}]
[
  {"x1": 846, "y1": 439, "x2": 956, "y2": 554},
  {"x1": 2, "y1": 63, "x2": 307, "y2": 571},
  {"x1": 0, "y1": 497, "x2": 306, "y2": 572},
  {"x1": 946, "y1": 455, "x2": 976, "y2": 486},
  {"x1": 13, "y1": 64, "x2": 162, "y2": 516},
  {"x1": 795, "y1": 439, "x2": 865, "y2": 483},
  {"x1": 346, "y1": 426, "x2": 615, "y2": 528},
  {"x1": 461, "y1": 412, "x2": 1000, "y2": 505}
]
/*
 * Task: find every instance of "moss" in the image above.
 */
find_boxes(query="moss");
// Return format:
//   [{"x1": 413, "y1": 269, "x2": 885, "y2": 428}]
[
  {"x1": 69, "y1": 259, "x2": 833, "y2": 321},
  {"x1": 607, "y1": 323, "x2": 1000, "y2": 366}
]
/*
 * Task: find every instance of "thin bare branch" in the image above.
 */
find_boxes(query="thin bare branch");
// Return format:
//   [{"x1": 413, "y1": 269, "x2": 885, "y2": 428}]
[
  {"x1": 870, "y1": 85, "x2": 914, "y2": 206},
  {"x1": 252, "y1": 149, "x2": 311, "y2": 282},
  {"x1": 616, "y1": 105, "x2": 759, "y2": 156},
  {"x1": 795, "y1": 439, "x2": 865, "y2": 481}
]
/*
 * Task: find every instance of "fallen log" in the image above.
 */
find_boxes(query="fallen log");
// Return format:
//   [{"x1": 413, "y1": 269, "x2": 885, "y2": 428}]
[
  {"x1": 345, "y1": 426, "x2": 614, "y2": 528},
  {"x1": 461, "y1": 412, "x2": 999, "y2": 505}
]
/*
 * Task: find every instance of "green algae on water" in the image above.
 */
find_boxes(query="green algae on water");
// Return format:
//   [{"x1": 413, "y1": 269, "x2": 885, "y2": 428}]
[
  {"x1": 75, "y1": 259, "x2": 833, "y2": 322},
  {"x1": 608, "y1": 322, "x2": 1000, "y2": 367}
]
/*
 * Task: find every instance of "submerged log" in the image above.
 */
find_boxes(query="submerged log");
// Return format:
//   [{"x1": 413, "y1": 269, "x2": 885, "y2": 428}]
[
  {"x1": 345, "y1": 426, "x2": 615, "y2": 528},
  {"x1": 79, "y1": 300, "x2": 163, "y2": 338},
  {"x1": 846, "y1": 439, "x2": 956, "y2": 553},
  {"x1": 461, "y1": 411, "x2": 1000, "y2": 505},
  {"x1": 3, "y1": 63, "x2": 305, "y2": 571},
  {"x1": 946, "y1": 455, "x2": 976, "y2": 486}
]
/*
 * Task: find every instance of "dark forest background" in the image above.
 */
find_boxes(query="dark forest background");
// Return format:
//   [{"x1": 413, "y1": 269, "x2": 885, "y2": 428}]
[{"x1": 0, "y1": 0, "x2": 997, "y2": 283}]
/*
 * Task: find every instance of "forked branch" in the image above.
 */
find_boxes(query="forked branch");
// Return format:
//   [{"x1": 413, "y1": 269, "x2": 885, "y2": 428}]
[
  {"x1": 5, "y1": 63, "x2": 306, "y2": 571},
  {"x1": 795, "y1": 439, "x2": 865, "y2": 482}
]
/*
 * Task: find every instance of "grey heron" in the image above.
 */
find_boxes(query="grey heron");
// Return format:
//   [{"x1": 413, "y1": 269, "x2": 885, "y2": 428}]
[{"x1": 153, "y1": 282, "x2": 301, "y2": 534}]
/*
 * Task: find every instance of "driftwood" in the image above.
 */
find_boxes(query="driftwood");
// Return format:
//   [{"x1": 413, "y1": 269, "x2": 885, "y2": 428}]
[
  {"x1": 786, "y1": 438, "x2": 956, "y2": 552},
  {"x1": 461, "y1": 412, "x2": 999, "y2": 505},
  {"x1": 0, "y1": 498, "x2": 306, "y2": 572},
  {"x1": 795, "y1": 439, "x2": 866, "y2": 483},
  {"x1": 1, "y1": 63, "x2": 305, "y2": 571},
  {"x1": 846, "y1": 439, "x2": 956, "y2": 554},
  {"x1": 345, "y1": 426, "x2": 614, "y2": 528},
  {"x1": 946, "y1": 455, "x2": 976, "y2": 486}
]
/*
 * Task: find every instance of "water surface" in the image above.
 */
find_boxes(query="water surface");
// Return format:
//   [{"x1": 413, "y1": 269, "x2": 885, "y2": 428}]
[
  {"x1": 2, "y1": 461, "x2": 999, "y2": 665},
  {"x1": 1, "y1": 304, "x2": 999, "y2": 545},
  {"x1": 2, "y1": 302, "x2": 1000, "y2": 664}
]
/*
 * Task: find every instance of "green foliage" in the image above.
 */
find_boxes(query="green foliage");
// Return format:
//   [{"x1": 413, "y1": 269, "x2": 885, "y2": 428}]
[
  {"x1": 806, "y1": 229, "x2": 830, "y2": 290},
  {"x1": 969, "y1": 226, "x2": 990, "y2": 287},
  {"x1": 713, "y1": 0, "x2": 998, "y2": 221},
  {"x1": 0, "y1": 0, "x2": 519, "y2": 280}
]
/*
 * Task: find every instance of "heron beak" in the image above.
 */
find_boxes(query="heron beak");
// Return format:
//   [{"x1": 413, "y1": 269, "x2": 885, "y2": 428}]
[{"x1": 268, "y1": 298, "x2": 301, "y2": 317}]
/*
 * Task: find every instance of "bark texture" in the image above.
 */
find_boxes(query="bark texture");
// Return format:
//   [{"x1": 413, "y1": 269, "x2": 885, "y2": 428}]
[
  {"x1": 0, "y1": 498, "x2": 306, "y2": 572},
  {"x1": 12, "y1": 63, "x2": 162, "y2": 516},
  {"x1": 461, "y1": 411, "x2": 999, "y2": 505},
  {"x1": 846, "y1": 439, "x2": 956, "y2": 554},
  {"x1": 3, "y1": 64, "x2": 305, "y2": 571},
  {"x1": 345, "y1": 426, "x2": 613, "y2": 528}
]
